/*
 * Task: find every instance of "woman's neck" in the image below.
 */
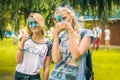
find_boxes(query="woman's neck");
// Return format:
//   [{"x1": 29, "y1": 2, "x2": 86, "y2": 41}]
[{"x1": 32, "y1": 33, "x2": 46, "y2": 43}]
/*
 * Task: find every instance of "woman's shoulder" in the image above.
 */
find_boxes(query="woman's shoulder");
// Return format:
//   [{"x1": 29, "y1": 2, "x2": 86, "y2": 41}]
[
  {"x1": 80, "y1": 28, "x2": 93, "y2": 37},
  {"x1": 81, "y1": 28, "x2": 92, "y2": 32},
  {"x1": 80, "y1": 28, "x2": 94, "y2": 43}
]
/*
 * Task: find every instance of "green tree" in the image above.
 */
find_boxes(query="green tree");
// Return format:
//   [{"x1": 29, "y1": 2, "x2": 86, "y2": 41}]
[{"x1": 0, "y1": 0, "x2": 120, "y2": 40}]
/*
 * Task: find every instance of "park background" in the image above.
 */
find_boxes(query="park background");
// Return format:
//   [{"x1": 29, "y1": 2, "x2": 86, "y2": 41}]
[
  {"x1": 0, "y1": 0, "x2": 120, "y2": 80},
  {"x1": 0, "y1": 38, "x2": 120, "y2": 80}
]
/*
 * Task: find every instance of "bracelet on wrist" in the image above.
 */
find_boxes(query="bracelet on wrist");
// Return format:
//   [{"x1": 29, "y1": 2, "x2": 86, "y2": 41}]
[{"x1": 18, "y1": 47, "x2": 25, "y2": 51}]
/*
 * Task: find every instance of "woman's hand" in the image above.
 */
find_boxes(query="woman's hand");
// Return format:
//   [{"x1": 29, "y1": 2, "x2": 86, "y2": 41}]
[
  {"x1": 61, "y1": 16, "x2": 74, "y2": 32},
  {"x1": 21, "y1": 30, "x2": 29, "y2": 44},
  {"x1": 53, "y1": 21, "x2": 64, "y2": 36},
  {"x1": 53, "y1": 16, "x2": 74, "y2": 35}
]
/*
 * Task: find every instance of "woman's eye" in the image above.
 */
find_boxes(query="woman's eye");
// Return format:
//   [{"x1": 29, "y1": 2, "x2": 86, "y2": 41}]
[
  {"x1": 29, "y1": 22, "x2": 32, "y2": 25},
  {"x1": 62, "y1": 17, "x2": 67, "y2": 21}
]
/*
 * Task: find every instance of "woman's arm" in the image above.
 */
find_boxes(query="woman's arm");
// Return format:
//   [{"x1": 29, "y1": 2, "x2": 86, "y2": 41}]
[
  {"x1": 52, "y1": 22, "x2": 64, "y2": 63},
  {"x1": 42, "y1": 56, "x2": 51, "y2": 80},
  {"x1": 16, "y1": 31, "x2": 28, "y2": 64},
  {"x1": 16, "y1": 41, "x2": 25, "y2": 64},
  {"x1": 61, "y1": 20, "x2": 91, "y2": 60},
  {"x1": 52, "y1": 34, "x2": 61, "y2": 63},
  {"x1": 68, "y1": 29, "x2": 91, "y2": 60}
]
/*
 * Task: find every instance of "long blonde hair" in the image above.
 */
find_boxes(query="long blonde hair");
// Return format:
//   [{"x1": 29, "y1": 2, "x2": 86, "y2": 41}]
[
  {"x1": 26, "y1": 13, "x2": 45, "y2": 37},
  {"x1": 54, "y1": 5, "x2": 82, "y2": 41}
]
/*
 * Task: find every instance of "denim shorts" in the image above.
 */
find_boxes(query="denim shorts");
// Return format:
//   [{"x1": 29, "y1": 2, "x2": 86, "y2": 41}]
[{"x1": 15, "y1": 71, "x2": 40, "y2": 80}]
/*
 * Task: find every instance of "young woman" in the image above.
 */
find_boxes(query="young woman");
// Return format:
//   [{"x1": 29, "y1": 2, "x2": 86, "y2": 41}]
[
  {"x1": 49, "y1": 4, "x2": 94, "y2": 80},
  {"x1": 104, "y1": 25, "x2": 111, "y2": 49},
  {"x1": 15, "y1": 13, "x2": 52, "y2": 80}
]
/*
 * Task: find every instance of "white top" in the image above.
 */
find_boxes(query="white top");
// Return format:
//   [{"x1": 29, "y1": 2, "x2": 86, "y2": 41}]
[
  {"x1": 104, "y1": 29, "x2": 110, "y2": 40},
  {"x1": 93, "y1": 27, "x2": 102, "y2": 38},
  {"x1": 16, "y1": 38, "x2": 52, "y2": 75}
]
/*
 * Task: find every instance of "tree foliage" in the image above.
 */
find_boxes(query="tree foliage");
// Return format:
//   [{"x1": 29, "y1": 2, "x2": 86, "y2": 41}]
[{"x1": 0, "y1": 0, "x2": 120, "y2": 40}]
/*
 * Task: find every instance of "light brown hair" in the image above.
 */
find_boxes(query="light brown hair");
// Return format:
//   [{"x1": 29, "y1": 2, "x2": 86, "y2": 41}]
[{"x1": 26, "y1": 13, "x2": 45, "y2": 37}]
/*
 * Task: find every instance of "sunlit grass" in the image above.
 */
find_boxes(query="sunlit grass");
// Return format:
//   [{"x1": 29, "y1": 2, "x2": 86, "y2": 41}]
[
  {"x1": 92, "y1": 48, "x2": 120, "y2": 80},
  {"x1": 0, "y1": 38, "x2": 17, "y2": 80},
  {"x1": 0, "y1": 38, "x2": 120, "y2": 80}
]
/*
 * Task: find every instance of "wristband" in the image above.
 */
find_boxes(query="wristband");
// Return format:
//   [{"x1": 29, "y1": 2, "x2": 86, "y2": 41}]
[{"x1": 18, "y1": 47, "x2": 25, "y2": 51}]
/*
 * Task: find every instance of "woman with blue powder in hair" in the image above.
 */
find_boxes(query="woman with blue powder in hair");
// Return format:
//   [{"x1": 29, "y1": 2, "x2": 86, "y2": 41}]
[
  {"x1": 49, "y1": 3, "x2": 94, "y2": 80},
  {"x1": 15, "y1": 13, "x2": 52, "y2": 80}
]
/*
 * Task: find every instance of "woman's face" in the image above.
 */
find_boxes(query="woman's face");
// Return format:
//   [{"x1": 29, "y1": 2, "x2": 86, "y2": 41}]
[
  {"x1": 62, "y1": 11, "x2": 73, "y2": 24},
  {"x1": 61, "y1": 11, "x2": 69, "y2": 19},
  {"x1": 62, "y1": 11, "x2": 74, "y2": 26},
  {"x1": 28, "y1": 17, "x2": 40, "y2": 33},
  {"x1": 55, "y1": 11, "x2": 69, "y2": 22}
]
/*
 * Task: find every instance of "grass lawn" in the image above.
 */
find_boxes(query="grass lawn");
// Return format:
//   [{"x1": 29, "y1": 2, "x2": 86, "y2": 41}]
[
  {"x1": 0, "y1": 38, "x2": 17, "y2": 80},
  {"x1": 0, "y1": 38, "x2": 120, "y2": 80},
  {"x1": 92, "y1": 48, "x2": 120, "y2": 80}
]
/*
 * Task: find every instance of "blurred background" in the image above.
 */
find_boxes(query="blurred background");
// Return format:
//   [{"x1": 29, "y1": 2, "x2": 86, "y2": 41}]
[{"x1": 0, "y1": 0, "x2": 120, "y2": 80}]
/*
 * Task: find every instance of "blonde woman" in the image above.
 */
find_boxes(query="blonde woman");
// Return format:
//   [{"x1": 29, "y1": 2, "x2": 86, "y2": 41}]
[
  {"x1": 49, "y1": 4, "x2": 94, "y2": 80},
  {"x1": 15, "y1": 13, "x2": 52, "y2": 80}
]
